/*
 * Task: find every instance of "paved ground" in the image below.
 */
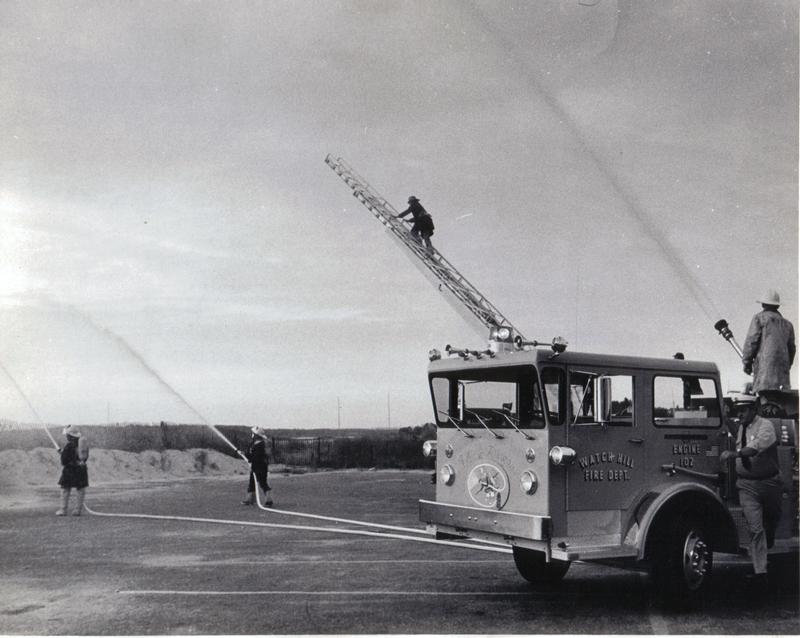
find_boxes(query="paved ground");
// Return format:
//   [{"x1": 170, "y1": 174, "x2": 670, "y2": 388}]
[{"x1": 1, "y1": 470, "x2": 798, "y2": 635}]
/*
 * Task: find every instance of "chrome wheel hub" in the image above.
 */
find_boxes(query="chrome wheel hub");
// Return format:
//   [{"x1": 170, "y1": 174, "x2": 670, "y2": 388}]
[{"x1": 682, "y1": 531, "x2": 710, "y2": 590}]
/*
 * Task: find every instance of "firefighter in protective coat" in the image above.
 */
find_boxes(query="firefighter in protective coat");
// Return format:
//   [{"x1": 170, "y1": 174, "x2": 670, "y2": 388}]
[
  {"x1": 396, "y1": 196, "x2": 434, "y2": 254},
  {"x1": 742, "y1": 289, "x2": 796, "y2": 399},
  {"x1": 56, "y1": 425, "x2": 89, "y2": 516},
  {"x1": 241, "y1": 426, "x2": 272, "y2": 507}
]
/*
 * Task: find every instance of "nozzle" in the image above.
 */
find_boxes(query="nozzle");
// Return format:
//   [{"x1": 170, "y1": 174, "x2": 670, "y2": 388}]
[
  {"x1": 714, "y1": 319, "x2": 732, "y2": 338},
  {"x1": 714, "y1": 318, "x2": 744, "y2": 359}
]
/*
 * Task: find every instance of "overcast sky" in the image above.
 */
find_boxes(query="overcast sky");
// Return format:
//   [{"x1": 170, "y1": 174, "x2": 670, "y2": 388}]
[{"x1": 1, "y1": 0, "x2": 797, "y2": 430}]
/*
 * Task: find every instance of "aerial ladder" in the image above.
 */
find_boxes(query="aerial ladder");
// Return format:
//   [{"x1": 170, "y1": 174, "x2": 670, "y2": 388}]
[{"x1": 325, "y1": 155, "x2": 566, "y2": 354}]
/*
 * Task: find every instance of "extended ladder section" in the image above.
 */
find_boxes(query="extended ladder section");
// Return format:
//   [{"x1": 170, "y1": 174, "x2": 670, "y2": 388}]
[{"x1": 325, "y1": 155, "x2": 526, "y2": 342}]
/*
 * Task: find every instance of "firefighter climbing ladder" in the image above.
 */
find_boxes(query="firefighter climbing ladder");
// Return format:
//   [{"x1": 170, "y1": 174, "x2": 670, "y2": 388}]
[{"x1": 325, "y1": 155, "x2": 526, "y2": 341}]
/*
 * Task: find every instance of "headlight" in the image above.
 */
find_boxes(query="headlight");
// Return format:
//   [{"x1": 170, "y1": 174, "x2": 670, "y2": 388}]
[
  {"x1": 520, "y1": 471, "x2": 538, "y2": 494},
  {"x1": 549, "y1": 446, "x2": 577, "y2": 466},
  {"x1": 422, "y1": 440, "x2": 437, "y2": 458},
  {"x1": 440, "y1": 464, "x2": 456, "y2": 486}
]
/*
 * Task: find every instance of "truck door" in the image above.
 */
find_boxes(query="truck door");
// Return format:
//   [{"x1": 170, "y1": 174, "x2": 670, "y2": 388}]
[
  {"x1": 564, "y1": 369, "x2": 644, "y2": 524},
  {"x1": 647, "y1": 374, "x2": 726, "y2": 489}
]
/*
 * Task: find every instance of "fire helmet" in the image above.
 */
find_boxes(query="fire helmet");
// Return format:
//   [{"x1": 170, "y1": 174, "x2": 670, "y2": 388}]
[
  {"x1": 759, "y1": 289, "x2": 781, "y2": 306},
  {"x1": 62, "y1": 425, "x2": 81, "y2": 439},
  {"x1": 731, "y1": 392, "x2": 757, "y2": 405}
]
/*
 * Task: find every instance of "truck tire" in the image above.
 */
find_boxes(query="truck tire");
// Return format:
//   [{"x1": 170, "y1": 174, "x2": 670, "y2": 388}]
[
  {"x1": 650, "y1": 509, "x2": 713, "y2": 603},
  {"x1": 512, "y1": 547, "x2": 570, "y2": 585}
]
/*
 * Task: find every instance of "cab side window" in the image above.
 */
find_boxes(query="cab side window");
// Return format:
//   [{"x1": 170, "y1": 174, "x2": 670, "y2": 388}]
[
  {"x1": 569, "y1": 372, "x2": 634, "y2": 426},
  {"x1": 541, "y1": 367, "x2": 564, "y2": 425},
  {"x1": 653, "y1": 376, "x2": 721, "y2": 427}
]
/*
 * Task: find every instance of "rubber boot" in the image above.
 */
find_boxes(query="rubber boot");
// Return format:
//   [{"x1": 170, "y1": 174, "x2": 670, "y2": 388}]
[
  {"x1": 56, "y1": 489, "x2": 70, "y2": 516},
  {"x1": 73, "y1": 488, "x2": 85, "y2": 516}
]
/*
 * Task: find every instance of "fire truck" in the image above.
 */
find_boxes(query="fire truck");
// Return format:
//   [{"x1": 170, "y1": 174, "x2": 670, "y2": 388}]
[
  {"x1": 326, "y1": 155, "x2": 799, "y2": 601},
  {"x1": 419, "y1": 335, "x2": 798, "y2": 599}
]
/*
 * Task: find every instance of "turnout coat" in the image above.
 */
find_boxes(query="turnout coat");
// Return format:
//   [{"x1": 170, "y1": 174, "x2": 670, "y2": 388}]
[
  {"x1": 58, "y1": 438, "x2": 89, "y2": 489},
  {"x1": 742, "y1": 309, "x2": 796, "y2": 393}
]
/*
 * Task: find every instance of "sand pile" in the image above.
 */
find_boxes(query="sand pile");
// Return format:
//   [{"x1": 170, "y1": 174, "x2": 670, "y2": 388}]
[{"x1": 0, "y1": 447, "x2": 249, "y2": 488}]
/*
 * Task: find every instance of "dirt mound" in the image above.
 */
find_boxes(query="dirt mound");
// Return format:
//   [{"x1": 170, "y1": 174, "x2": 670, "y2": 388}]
[{"x1": 0, "y1": 447, "x2": 250, "y2": 488}]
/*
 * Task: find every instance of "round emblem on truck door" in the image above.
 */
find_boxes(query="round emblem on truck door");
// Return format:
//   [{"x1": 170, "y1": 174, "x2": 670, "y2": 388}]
[{"x1": 467, "y1": 462, "x2": 510, "y2": 509}]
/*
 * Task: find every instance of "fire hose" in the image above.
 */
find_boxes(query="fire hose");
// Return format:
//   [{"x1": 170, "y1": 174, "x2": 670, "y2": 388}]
[{"x1": 81, "y1": 501, "x2": 511, "y2": 553}]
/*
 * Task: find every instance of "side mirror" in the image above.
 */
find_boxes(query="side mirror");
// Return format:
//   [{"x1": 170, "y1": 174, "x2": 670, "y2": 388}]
[{"x1": 594, "y1": 376, "x2": 613, "y2": 423}]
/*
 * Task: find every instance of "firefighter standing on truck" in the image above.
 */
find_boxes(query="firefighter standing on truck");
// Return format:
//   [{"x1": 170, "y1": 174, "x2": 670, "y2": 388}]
[
  {"x1": 742, "y1": 289, "x2": 796, "y2": 404},
  {"x1": 720, "y1": 394, "x2": 782, "y2": 585}
]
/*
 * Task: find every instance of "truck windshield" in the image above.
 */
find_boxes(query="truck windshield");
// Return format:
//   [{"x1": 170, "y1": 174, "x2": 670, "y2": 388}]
[{"x1": 430, "y1": 366, "x2": 545, "y2": 430}]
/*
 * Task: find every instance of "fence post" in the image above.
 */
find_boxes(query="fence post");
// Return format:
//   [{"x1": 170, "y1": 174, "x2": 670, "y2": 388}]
[{"x1": 159, "y1": 421, "x2": 169, "y2": 450}]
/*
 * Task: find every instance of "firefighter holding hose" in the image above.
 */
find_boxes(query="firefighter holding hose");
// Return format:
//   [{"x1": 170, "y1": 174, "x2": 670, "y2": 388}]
[
  {"x1": 741, "y1": 289, "x2": 796, "y2": 404},
  {"x1": 56, "y1": 425, "x2": 89, "y2": 516},
  {"x1": 240, "y1": 426, "x2": 273, "y2": 507}
]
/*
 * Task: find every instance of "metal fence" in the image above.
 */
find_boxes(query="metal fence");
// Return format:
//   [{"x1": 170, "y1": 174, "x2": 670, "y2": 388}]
[{"x1": 268, "y1": 436, "x2": 426, "y2": 469}]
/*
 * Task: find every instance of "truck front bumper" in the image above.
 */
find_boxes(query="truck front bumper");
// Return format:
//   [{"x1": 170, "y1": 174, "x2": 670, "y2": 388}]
[{"x1": 419, "y1": 499, "x2": 552, "y2": 541}]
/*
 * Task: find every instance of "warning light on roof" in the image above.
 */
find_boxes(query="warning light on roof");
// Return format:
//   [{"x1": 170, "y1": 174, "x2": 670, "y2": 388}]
[
  {"x1": 551, "y1": 337, "x2": 568, "y2": 353},
  {"x1": 490, "y1": 326, "x2": 514, "y2": 342}
]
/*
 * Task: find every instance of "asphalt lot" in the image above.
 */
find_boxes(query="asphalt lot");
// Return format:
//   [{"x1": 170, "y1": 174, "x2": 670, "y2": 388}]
[{"x1": 1, "y1": 469, "x2": 798, "y2": 635}]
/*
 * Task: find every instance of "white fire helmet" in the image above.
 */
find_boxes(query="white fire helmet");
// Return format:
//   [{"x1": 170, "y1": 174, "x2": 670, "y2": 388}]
[
  {"x1": 62, "y1": 425, "x2": 81, "y2": 439},
  {"x1": 759, "y1": 289, "x2": 781, "y2": 306}
]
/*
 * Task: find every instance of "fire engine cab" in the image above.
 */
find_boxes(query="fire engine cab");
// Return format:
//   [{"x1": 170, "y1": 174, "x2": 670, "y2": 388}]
[{"x1": 419, "y1": 333, "x2": 799, "y2": 599}]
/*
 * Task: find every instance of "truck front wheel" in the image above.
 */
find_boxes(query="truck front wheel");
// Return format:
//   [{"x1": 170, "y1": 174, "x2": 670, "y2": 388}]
[
  {"x1": 650, "y1": 510, "x2": 713, "y2": 603},
  {"x1": 512, "y1": 547, "x2": 570, "y2": 585}
]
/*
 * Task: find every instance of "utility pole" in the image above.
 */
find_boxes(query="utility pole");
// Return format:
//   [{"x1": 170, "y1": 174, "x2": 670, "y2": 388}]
[
  {"x1": 337, "y1": 397, "x2": 341, "y2": 430},
  {"x1": 387, "y1": 391, "x2": 391, "y2": 429}
]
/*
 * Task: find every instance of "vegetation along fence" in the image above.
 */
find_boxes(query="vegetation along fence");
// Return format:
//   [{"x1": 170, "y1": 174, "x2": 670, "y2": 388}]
[{"x1": 0, "y1": 423, "x2": 437, "y2": 470}]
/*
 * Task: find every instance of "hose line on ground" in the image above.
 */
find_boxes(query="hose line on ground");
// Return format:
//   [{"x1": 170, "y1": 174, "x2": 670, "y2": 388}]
[{"x1": 82, "y1": 502, "x2": 511, "y2": 554}]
